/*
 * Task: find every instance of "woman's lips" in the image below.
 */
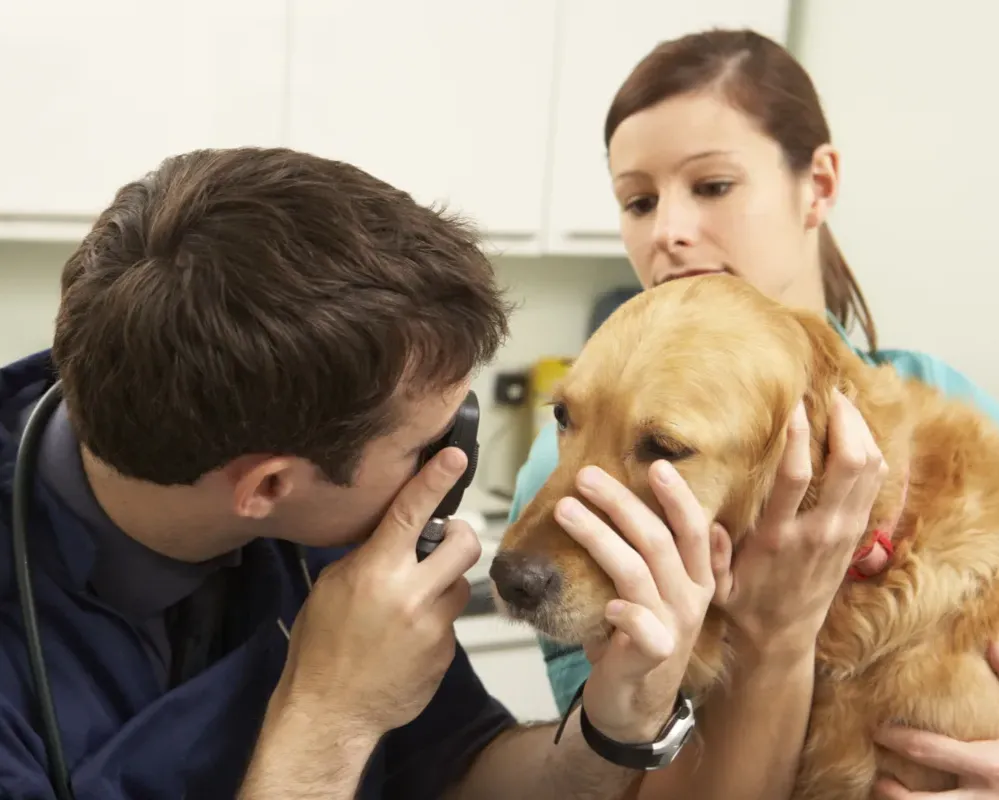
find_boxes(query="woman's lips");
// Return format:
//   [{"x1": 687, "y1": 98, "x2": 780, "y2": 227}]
[{"x1": 655, "y1": 267, "x2": 730, "y2": 285}]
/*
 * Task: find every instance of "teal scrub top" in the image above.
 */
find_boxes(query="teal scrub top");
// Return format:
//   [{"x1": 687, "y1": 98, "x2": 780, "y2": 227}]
[{"x1": 506, "y1": 313, "x2": 999, "y2": 715}]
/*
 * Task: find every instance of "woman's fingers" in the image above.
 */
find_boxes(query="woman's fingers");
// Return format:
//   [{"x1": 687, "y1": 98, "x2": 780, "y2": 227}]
[
  {"x1": 817, "y1": 390, "x2": 873, "y2": 511},
  {"x1": 874, "y1": 726, "x2": 995, "y2": 779},
  {"x1": 759, "y1": 400, "x2": 812, "y2": 532},
  {"x1": 988, "y1": 639, "x2": 999, "y2": 675},
  {"x1": 709, "y1": 522, "x2": 734, "y2": 605},
  {"x1": 842, "y1": 404, "x2": 888, "y2": 521}
]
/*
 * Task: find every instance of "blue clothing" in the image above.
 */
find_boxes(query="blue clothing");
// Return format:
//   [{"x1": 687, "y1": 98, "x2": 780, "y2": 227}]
[
  {"x1": 35, "y1": 398, "x2": 241, "y2": 690},
  {"x1": 0, "y1": 350, "x2": 514, "y2": 799},
  {"x1": 508, "y1": 314, "x2": 999, "y2": 715}
]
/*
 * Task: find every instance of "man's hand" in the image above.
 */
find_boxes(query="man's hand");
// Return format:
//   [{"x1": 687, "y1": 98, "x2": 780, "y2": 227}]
[
  {"x1": 240, "y1": 447, "x2": 482, "y2": 798},
  {"x1": 873, "y1": 641, "x2": 999, "y2": 799},
  {"x1": 279, "y1": 446, "x2": 481, "y2": 735},
  {"x1": 553, "y1": 459, "x2": 715, "y2": 743}
]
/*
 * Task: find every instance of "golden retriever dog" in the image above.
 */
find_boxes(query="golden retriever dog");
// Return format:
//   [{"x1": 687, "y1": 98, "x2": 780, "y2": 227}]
[{"x1": 490, "y1": 274, "x2": 999, "y2": 799}]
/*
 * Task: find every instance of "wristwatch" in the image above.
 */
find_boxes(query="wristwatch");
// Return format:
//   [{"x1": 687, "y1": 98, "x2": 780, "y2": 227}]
[{"x1": 553, "y1": 680, "x2": 696, "y2": 771}]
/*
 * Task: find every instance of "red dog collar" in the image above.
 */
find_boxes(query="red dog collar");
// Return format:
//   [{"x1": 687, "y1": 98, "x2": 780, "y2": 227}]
[{"x1": 846, "y1": 465, "x2": 909, "y2": 582}]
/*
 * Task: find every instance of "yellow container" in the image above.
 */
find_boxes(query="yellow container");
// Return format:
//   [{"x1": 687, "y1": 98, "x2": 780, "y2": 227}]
[{"x1": 529, "y1": 357, "x2": 573, "y2": 439}]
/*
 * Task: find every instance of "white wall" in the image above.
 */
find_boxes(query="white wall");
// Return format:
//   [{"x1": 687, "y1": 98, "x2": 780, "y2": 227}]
[{"x1": 789, "y1": 1, "x2": 997, "y2": 394}]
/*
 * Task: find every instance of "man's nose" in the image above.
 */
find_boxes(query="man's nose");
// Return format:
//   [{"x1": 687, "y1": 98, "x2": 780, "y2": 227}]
[{"x1": 488, "y1": 551, "x2": 561, "y2": 612}]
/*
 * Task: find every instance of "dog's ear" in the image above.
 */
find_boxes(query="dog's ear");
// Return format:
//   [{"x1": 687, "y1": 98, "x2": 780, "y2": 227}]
[
  {"x1": 786, "y1": 309, "x2": 860, "y2": 512},
  {"x1": 716, "y1": 310, "x2": 835, "y2": 537},
  {"x1": 742, "y1": 310, "x2": 853, "y2": 520},
  {"x1": 791, "y1": 308, "x2": 855, "y2": 420}
]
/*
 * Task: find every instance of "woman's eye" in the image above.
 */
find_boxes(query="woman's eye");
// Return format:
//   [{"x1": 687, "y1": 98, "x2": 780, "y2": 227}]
[
  {"x1": 694, "y1": 180, "x2": 733, "y2": 199},
  {"x1": 553, "y1": 403, "x2": 570, "y2": 431},
  {"x1": 624, "y1": 195, "x2": 657, "y2": 215}
]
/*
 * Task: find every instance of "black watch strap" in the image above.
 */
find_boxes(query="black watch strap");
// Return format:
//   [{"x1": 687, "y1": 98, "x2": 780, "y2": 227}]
[{"x1": 552, "y1": 679, "x2": 696, "y2": 771}]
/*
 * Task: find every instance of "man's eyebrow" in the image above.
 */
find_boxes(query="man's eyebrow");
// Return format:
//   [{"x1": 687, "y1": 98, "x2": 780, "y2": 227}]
[{"x1": 419, "y1": 410, "x2": 459, "y2": 449}]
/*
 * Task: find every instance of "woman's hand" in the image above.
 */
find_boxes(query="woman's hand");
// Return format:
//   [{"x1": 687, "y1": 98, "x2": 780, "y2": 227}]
[
  {"x1": 712, "y1": 390, "x2": 888, "y2": 660},
  {"x1": 553, "y1": 460, "x2": 715, "y2": 743},
  {"x1": 873, "y1": 641, "x2": 999, "y2": 799}
]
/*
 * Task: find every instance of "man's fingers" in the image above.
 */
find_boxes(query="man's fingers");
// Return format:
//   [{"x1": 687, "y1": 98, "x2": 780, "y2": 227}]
[
  {"x1": 374, "y1": 446, "x2": 468, "y2": 554},
  {"x1": 554, "y1": 494, "x2": 661, "y2": 610},
  {"x1": 431, "y1": 575, "x2": 473, "y2": 623},
  {"x1": 760, "y1": 400, "x2": 812, "y2": 527},
  {"x1": 648, "y1": 461, "x2": 715, "y2": 590},
  {"x1": 605, "y1": 599, "x2": 676, "y2": 671},
  {"x1": 584, "y1": 635, "x2": 611, "y2": 666},
  {"x1": 420, "y1": 520, "x2": 482, "y2": 597}
]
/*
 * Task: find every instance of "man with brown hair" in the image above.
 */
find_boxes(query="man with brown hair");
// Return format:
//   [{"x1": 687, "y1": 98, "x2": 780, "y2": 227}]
[{"x1": 0, "y1": 147, "x2": 709, "y2": 799}]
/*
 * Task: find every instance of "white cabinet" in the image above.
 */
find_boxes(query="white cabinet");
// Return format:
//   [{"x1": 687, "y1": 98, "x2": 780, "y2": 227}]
[
  {"x1": 286, "y1": 0, "x2": 559, "y2": 252},
  {"x1": 545, "y1": 0, "x2": 792, "y2": 254},
  {"x1": 0, "y1": 0, "x2": 286, "y2": 221},
  {"x1": 0, "y1": 0, "x2": 793, "y2": 252}
]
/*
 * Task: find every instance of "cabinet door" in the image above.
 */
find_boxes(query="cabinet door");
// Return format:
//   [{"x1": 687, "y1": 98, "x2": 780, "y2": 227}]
[
  {"x1": 546, "y1": 0, "x2": 791, "y2": 254},
  {"x1": 286, "y1": 0, "x2": 558, "y2": 250},
  {"x1": 0, "y1": 0, "x2": 286, "y2": 220}
]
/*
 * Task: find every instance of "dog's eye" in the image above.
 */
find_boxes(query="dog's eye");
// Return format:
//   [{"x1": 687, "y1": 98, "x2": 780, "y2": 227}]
[
  {"x1": 637, "y1": 434, "x2": 694, "y2": 463},
  {"x1": 553, "y1": 402, "x2": 570, "y2": 431}
]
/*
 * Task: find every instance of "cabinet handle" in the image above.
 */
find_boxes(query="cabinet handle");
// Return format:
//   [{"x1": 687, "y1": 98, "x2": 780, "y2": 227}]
[
  {"x1": 0, "y1": 212, "x2": 96, "y2": 223},
  {"x1": 486, "y1": 231, "x2": 537, "y2": 242},
  {"x1": 561, "y1": 230, "x2": 621, "y2": 240}
]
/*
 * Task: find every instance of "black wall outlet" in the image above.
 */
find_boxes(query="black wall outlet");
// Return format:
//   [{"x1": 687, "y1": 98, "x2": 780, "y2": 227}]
[{"x1": 494, "y1": 370, "x2": 529, "y2": 407}]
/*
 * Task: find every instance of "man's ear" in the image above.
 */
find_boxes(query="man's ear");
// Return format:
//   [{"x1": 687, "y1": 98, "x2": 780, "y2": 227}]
[{"x1": 226, "y1": 455, "x2": 297, "y2": 520}]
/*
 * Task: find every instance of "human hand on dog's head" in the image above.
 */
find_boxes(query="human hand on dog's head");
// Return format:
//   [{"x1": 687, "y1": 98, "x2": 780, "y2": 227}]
[
  {"x1": 555, "y1": 460, "x2": 717, "y2": 744},
  {"x1": 710, "y1": 391, "x2": 887, "y2": 661}
]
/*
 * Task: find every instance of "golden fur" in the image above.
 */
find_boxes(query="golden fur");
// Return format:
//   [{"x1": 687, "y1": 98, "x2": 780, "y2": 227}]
[{"x1": 493, "y1": 274, "x2": 999, "y2": 798}]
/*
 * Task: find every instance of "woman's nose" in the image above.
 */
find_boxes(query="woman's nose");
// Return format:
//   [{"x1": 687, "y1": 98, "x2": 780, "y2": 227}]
[{"x1": 652, "y1": 198, "x2": 699, "y2": 252}]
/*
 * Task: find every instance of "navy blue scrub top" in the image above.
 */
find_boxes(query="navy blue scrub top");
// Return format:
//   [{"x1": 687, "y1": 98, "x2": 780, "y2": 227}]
[{"x1": 0, "y1": 351, "x2": 515, "y2": 800}]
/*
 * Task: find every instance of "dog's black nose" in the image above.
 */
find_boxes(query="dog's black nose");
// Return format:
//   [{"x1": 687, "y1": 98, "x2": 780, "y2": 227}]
[{"x1": 489, "y1": 551, "x2": 561, "y2": 612}]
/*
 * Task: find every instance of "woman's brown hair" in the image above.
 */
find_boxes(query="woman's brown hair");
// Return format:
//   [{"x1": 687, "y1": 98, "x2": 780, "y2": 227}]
[{"x1": 605, "y1": 28, "x2": 878, "y2": 352}]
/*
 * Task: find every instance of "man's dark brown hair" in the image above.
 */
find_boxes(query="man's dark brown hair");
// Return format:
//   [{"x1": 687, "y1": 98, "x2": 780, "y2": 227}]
[{"x1": 52, "y1": 147, "x2": 511, "y2": 486}]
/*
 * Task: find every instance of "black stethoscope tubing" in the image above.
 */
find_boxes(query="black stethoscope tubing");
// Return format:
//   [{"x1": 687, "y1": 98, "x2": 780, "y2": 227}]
[
  {"x1": 12, "y1": 381, "x2": 324, "y2": 800},
  {"x1": 12, "y1": 379, "x2": 75, "y2": 800}
]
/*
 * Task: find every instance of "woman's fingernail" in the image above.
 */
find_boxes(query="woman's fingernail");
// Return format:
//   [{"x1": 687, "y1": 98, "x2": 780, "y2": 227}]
[{"x1": 606, "y1": 600, "x2": 626, "y2": 618}]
